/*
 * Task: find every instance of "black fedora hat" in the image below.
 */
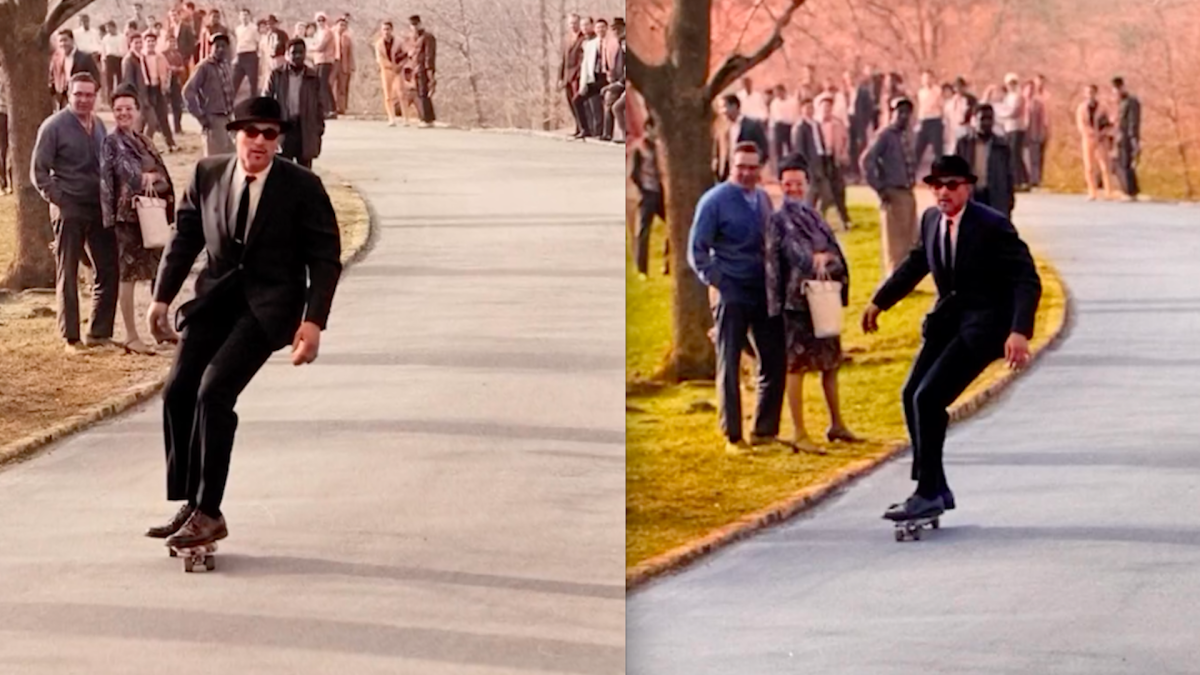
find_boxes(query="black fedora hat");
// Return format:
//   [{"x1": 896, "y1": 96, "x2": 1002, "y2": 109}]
[
  {"x1": 922, "y1": 155, "x2": 977, "y2": 185},
  {"x1": 226, "y1": 96, "x2": 292, "y2": 133}
]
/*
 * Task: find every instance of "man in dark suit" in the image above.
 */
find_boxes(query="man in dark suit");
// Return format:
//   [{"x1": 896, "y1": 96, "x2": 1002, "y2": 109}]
[
  {"x1": 264, "y1": 39, "x2": 327, "y2": 168},
  {"x1": 862, "y1": 155, "x2": 1041, "y2": 520},
  {"x1": 713, "y1": 94, "x2": 768, "y2": 183},
  {"x1": 954, "y1": 104, "x2": 1015, "y2": 218},
  {"x1": 145, "y1": 97, "x2": 343, "y2": 548},
  {"x1": 793, "y1": 95, "x2": 852, "y2": 228},
  {"x1": 1112, "y1": 76, "x2": 1141, "y2": 201},
  {"x1": 49, "y1": 29, "x2": 102, "y2": 110}
]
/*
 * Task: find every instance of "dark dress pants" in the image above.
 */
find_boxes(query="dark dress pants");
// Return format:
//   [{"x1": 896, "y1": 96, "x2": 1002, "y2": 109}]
[
  {"x1": 162, "y1": 291, "x2": 276, "y2": 517},
  {"x1": 1117, "y1": 139, "x2": 1139, "y2": 197},
  {"x1": 148, "y1": 88, "x2": 176, "y2": 147},
  {"x1": 1027, "y1": 138, "x2": 1045, "y2": 187},
  {"x1": 317, "y1": 63, "x2": 336, "y2": 117},
  {"x1": 169, "y1": 76, "x2": 185, "y2": 133},
  {"x1": 902, "y1": 332, "x2": 997, "y2": 499},
  {"x1": 280, "y1": 119, "x2": 312, "y2": 167},
  {"x1": 634, "y1": 189, "x2": 665, "y2": 275},
  {"x1": 415, "y1": 70, "x2": 436, "y2": 123},
  {"x1": 915, "y1": 118, "x2": 944, "y2": 164},
  {"x1": 233, "y1": 52, "x2": 260, "y2": 99},
  {"x1": 1010, "y1": 130, "x2": 1030, "y2": 188},
  {"x1": 714, "y1": 300, "x2": 786, "y2": 443},
  {"x1": 53, "y1": 213, "x2": 118, "y2": 342}
]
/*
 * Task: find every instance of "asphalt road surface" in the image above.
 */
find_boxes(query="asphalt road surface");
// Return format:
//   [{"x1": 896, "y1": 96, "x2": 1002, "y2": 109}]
[
  {"x1": 628, "y1": 193, "x2": 1200, "y2": 674},
  {"x1": 0, "y1": 122, "x2": 625, "y2": 675}
]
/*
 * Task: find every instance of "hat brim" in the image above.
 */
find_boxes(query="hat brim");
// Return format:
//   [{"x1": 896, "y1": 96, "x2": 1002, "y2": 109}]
[
  {"x1": 922, "y1": 173, "x2": 978, "y2": 185},
  {"x1": 226, "y1": 117, "x2": 293, "y2": 133}
]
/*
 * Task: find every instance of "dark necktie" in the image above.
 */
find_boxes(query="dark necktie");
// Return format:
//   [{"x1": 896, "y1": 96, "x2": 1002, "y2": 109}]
[
  {"x1": 234, "y1": 175, "x2": 255, "y2": 247},
  {"x1": 943, "y1": 216, "x2": 955, "y2": 272}
]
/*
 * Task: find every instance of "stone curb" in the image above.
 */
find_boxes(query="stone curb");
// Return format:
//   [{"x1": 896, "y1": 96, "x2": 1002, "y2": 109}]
[
  {"x1": 626, "y1": 262, "x2": 1075, "y2": 592},
  {"x1": 0, "y1": 175, "x2": 378, "y2": 470}
]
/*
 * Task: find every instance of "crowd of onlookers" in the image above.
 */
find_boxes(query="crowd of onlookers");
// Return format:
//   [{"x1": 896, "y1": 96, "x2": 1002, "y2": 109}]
[{"x1": 559, "y1": 13, "x2": 626, "y2": 143}]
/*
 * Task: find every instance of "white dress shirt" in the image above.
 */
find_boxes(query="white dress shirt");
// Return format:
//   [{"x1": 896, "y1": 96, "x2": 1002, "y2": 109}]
[
  {"x1": 737, "y1": 90, "x2": 769, "y2": 121},
  {"x1": 76, "y1": 27, "x2": 102, "y2": 54},
  {"x1": 769, "y1": 96, "x2": 798, "y2": 125},
  {"x1": 580, "y1": 37, "x2": 601, "y2": 88},
  {"x1": 229, "y1": 160, "x2": 274, "y2": 239},
  {"x1": 102, "y1": 33, "x2": 126, "y2": 58},
  {"x1": 235, "y1": 23, "x2": 260, "y2": 54}
]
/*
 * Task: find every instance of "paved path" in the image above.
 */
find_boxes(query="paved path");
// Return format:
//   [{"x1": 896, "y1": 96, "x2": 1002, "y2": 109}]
[
  {"x1": 629, "y1": 194, "x2": 1200, "y2": 674},
  {"x1": 0, "y1": 123, "x2": 625, "y2": 674}
]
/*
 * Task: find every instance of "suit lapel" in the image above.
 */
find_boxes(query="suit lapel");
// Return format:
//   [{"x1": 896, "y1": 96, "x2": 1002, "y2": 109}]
[
  {"x1": 243, "y1": 161, "x2": 283, "y2": 253},
  {"x1": 216, "y1": 156, "x2": 237, "y2": 241},
  {"x1": 927, "y1": 209, "x2": 947, "y2": 290}
]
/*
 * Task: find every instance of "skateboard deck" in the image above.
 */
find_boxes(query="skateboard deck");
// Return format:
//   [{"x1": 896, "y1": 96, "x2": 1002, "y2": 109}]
[
  {"x1": 168, "y1": 542, "x2": 218, "y2": 572},
  {"x1": 893, "y1": 514, "x2": 941, "y2": 542}
]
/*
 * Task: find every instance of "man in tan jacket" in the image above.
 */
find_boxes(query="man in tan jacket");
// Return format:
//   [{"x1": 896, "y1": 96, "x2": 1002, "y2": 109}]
[{"x1": 333, "y1": 16, "x2": 355, "y2": 115}]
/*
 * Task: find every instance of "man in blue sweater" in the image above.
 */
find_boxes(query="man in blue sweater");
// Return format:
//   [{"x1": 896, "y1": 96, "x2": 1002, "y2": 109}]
[{"x1": 688, "y1": 141, "x2": 786, "y2": 453}]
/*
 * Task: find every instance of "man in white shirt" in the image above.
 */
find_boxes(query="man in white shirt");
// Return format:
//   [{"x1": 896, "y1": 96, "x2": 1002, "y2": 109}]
[
  {"x1": 101, "y1": 21, "x2": 126, "y2": 104},
  {"x1": 737, "y1": 77, "x2": 769, "y2": 123},
  {"x1": 768, "y1": 84, "x2": 798, "y2": 176},
  {"x1": 233, "y1": 8, "x2": 261, "y2": 100},
  {"x1": 993, "y1": 73, "x2": 1030, "y2": 189},
  {"x1": 915, "y1": 69, "x2": 946, "y2": 167},
  {"x1": 75, "y1": 15, "x2": 102, "y2": 59},
  {"x1": 142, "y1": 32, "x2": 178, "y2": 151},
  {"x1": 576, "y1": 17, "x2": 603, "y2": 138}
]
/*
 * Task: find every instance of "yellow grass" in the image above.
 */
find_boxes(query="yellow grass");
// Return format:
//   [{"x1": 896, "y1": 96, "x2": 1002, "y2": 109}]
[{"x1": 626, "y1": 189, "x2": 1066, "y2": 568}]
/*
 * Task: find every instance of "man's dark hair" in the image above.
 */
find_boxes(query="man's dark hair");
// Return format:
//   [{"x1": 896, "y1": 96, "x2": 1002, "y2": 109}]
[
  {"x1": 256, "y1": 19, "x2": 267, "y2": 27},
  {"x1": 185, "y1": 2, "x2": 195, "y2": 9},
  {"x1": 287, "y1": 37, "x2": 306, "y2": 49},
  {"x1": 126, "y1": 19, "x2": 139, "y2": 30},
  {"x1": 722, "y1": 94, "x2": 740, "y2": 109},
  {"x1": 69, "y1": 71, "x2": 98, "y2": 87},
  {"x1": 733, "y1": 141, "x2": 759, "y2": 156},
  {"x1": 596, "y1": 18, "x2": 608, "y2": 26},
  {"x1": 1112, "y1": 76, "x2": 1125, "y2": 88},
  {"x1": 977, "y1": 103, "x2": 994, "y2": 115},
  {"x1": 382, "y1": 20, "x2": 394, "y2": 28},
  {"x1": 409, "y1": 15, "x2": 422, "y2": 25},
  {"x1": 777, "y1": 153, "x2": 809, "y2": 180},
  {"x1": 58, "y1": 28, "x2": 75, "y2": 40}
]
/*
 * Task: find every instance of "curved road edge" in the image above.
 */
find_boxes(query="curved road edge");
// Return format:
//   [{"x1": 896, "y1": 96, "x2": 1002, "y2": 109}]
[
  {"x1": 626, "y1": 256, "x2": 1076, "y2": 592},
  {"x1": 0, "y1": 169, "x2": 377, "y2": 471}
]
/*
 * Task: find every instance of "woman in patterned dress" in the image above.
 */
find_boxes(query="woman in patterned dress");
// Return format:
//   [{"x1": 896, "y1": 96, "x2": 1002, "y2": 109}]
[
  {"x1": 100, "y1": 83, "x2": 175, "y2": 355},
  {"x1": 765, "y1": 154, "x2": 859, "y2": 453}
]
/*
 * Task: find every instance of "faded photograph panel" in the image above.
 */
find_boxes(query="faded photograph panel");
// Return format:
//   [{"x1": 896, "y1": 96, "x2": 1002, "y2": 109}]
[
  {"x1": 0, "y1": 1, "x2": 626, "y2": 673},
  {"x1": 626, "y1": 0, "x2": 1190, "y2": 672}
]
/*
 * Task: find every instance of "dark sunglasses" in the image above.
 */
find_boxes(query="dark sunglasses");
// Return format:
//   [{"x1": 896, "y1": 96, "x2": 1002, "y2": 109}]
[
  {"x1": 242, "y1": 126, "x2": 281, "y2": 141},
  {"x1": 929, "y1": 179, "x2": 968, "y2": 190}
]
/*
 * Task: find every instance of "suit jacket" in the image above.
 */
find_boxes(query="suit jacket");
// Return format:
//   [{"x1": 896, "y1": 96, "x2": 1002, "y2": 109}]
[
  {"x1": 954, "y1": 132, "x2": 1015, "y2": 218},
  {"x1": 1117, "y1": 95, "x2": 1141, "y2": 147},
  {"x1": 154, "y1": 156, "x2": 343, "y2": 350},
  {"x1": 712, "y1": 116, "x2": 769, "y2": 182},
  {"x1": 852, "y1": 82, "x2": 875, "y2": 130},
  {"x1": 121, "y1": 53, "x2": 149, "y2": 102},
  {"x1": 264, "y1": 65, "x2": 326, "y2": 160},
  {"x1": 560, "y1": 31, "x2": 584, "y2": 93},
  {"x1": 334, "y1": 29, "x2": 355, "y2": 73},
  {"x1": 871, "y1": 201, "x2": 1041, "y2": 356},
  {"x1": 410, "y1": 30, "x2": 436, "y2": 76},
  {"x1": 375, "y1": 36, "x2": 403, "y2": 72},
  {"x1": 49, "y1": 49, "x2": 102, "y2": 94}
]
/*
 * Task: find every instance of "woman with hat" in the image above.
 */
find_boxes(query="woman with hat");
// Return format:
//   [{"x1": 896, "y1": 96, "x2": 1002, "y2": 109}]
[
  {"x1": 765, "y1": 154, "x2": 858, "y2": 453},
  {"x1": 100, "y1": 83, "x2": 175, "y2": 355}
]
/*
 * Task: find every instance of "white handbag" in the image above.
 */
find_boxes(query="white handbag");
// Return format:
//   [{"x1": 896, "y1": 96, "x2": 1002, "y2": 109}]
[
  {"x1": 134, "y1": 191, "x2": 171, "y2": 249},
  {"x1": 802, "y1": 277, "x2": 845, "y2": 339}
]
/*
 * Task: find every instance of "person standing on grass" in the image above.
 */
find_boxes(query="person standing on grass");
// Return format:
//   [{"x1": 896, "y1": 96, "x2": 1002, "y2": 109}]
[
  {"x1": 765, "y1": 155, "x2": 859, "y2": 453},
  {"x1": 861, "y1": 96, "x2": 918, "y2": 277},
  {"x1": 31, "y1": 73, "x2": 119, "y2": 353},
  {"x1": 862, "y1": 155, "x2": 1041, "y2": 521},
  {"x1": 688, "y1": 141, "x2": 787, "y2": 455},
  {"x1": 629, "y1": 116, "x2": 666, "y2": 278}
]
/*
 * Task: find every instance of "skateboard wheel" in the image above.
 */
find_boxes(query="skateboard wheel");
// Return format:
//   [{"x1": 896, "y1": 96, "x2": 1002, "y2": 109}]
[
  {"x1": 932, "y1": 518, "x2": 940, "y2": 530},
  {"x1": 168, "y1": 549, "x2": 177, "y2": 558},
  {"x1": 184, "y1": 558, "x2": 195, "y2": 573},
  {"x1": 894, "y1": 529, "x2": 904, "y2": 542},
  {"x1": 204, "y1": 557, "x2": 215, "y2": 571},
  {"x1": 913, "y1": 528, "x2": 922, "y2": 540}
]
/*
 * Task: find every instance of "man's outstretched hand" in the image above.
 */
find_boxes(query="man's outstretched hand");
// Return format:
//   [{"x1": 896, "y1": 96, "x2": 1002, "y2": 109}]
[
  {"x1": 1005, "y1": 332, "x2": 1031, "y2": 370},
  {"x1": 861, "y1": 303, "x2": 882, "y2": 334},
  {"x1": 291, "y1": 321, "x2": 322, "y2": 366}
]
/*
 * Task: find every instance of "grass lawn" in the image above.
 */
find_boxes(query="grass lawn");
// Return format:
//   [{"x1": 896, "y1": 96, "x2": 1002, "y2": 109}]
[
  {"x1": 0, "y1": 132, "x2": 370, "y2": 451},
  {"x1": 626, "y1": 186, "x2": 1066, "y2": 569}
]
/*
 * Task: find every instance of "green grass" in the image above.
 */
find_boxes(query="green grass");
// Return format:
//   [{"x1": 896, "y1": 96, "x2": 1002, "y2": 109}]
[{"x1": 626, "y1": 187, "x2": 1066, "y2": 568}]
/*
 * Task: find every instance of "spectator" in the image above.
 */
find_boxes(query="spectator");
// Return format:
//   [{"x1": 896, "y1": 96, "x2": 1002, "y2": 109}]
[
  {"x1": 1075, "y1": 83, "x2": 1115, "y2": 201},
  {"x1": 559, "y1": 14, "x2": 585, "y2": 138},
  {"x1": 629, "y1": 117, "x2": 666, "y2": 278},
  {"x1": 954, "y1": 103, "x2": 1015, "y2": 218},
  {"x1": 101, "y1": 21, "x2": 126, "y2": 104},
  {"x1": 233, "y1": 7, "x2": 261, "y2": 99},
  {"x1": 765, "y1": 154, "x2": 858, "y2": 453},
  {"x1": 713, "y1": 94, "x2": 768, "y2": 183},
  {"x1": 31, "y1": 73, "x2": 119, "y2": 353},
  {"x1": 576, "y1": 17, "x2": 602, "y2": 137},
  {"x1": 50, "y1": 29, "x2": 102, "y2": 111},
  {"x1": 915, "y1": 69, "x2": 945, "y2": 165},
  {"x1": 183, "y1": 32, "x2": 236, "y2": 156},
  {"x1": 408, "y1": 15, "x2": 437, "y2": 126},
  {"x1": 862, "y1": 97, "x2": 918, "y2": 277},
  {"x1": 333, "y1": 16, "x2": 356, "y2": 115},
  {"x1": 141, "y1": 32, "x2": 178, "y2": 151},
  {"x1": 689, "y1": 141, "x2": 787, "y2": 454},
  {"x1": 264, "y1": 38, "x2": 326, "y2": 168},
  {"x1": 75, "y1": 14, "x2": 103, "y2": 61},
  {"x1": 162, "y1": 33, "x2": 187, "y2": 135},
  {"x1": 376, "y1": 20, "x2": 403, "y2": 127},
  {"x1": 311, "y1": 12, "x2": 337, "y2": 119},
  {"x1": 99, "y1": 83, "x2": 175, "y2": 355},
  {"x1": 1112, "y1": 76, "x2": 1141, "y2": 201},
  {"x1": 600, "y1": 17, "x2": 625, "y2": 142}
]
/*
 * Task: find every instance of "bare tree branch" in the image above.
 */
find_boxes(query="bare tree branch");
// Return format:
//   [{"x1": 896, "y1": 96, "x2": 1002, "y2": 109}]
[
  {"x1": 730, "y1": 0, "x2": 768, "y2": 54},
  {"x1": 43, "y1": 0, "x2": 97, "y2": 41},
  {"x1": 626, "y1": 46, "x2": 666, "y2": 104},
  {"x1": 703, "y1": 0, "x2": 808, "y2": 103}
]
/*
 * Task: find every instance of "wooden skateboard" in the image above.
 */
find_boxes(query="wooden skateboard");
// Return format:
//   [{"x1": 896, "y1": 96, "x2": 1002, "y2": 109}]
[
  {"x1": 893, "y1": 514, "x2": 941, "y2": 542},
  {"x1": 168, "y1": 542, "x2": 217, "y2": 572}
]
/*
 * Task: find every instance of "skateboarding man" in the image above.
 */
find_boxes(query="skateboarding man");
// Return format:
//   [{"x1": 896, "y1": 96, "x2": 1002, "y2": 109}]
[
  {"x1": 145, "y1": 96, "x2": 342, "y2": 549},
  {"x1": 862, "y1": 155, "x2": 1041, "y2": 521}
]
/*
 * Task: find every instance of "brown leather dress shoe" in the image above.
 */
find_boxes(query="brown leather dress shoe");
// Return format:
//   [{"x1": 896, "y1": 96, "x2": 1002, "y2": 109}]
[
  {"x1": 145, "y1": 503, "x2": 196, "y2": 538},
  {"x1": 166, "y1": 510, "x2": 228, "y2": 549}
]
